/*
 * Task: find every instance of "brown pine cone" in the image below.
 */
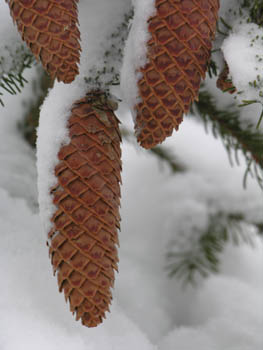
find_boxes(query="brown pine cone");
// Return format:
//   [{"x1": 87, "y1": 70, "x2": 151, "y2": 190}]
[
  {"x1": 8, "y1": 0, "x2": 81, "y2": 83},
  {"x1": 134, "y1": 0, "x2": 220, "y2": 149},
  {"x1": 48, "y1": 92, "x2": 122, "y2": 327},
  {"x1": 216, "y1": 62, "x2": 236, "y2": 94}
]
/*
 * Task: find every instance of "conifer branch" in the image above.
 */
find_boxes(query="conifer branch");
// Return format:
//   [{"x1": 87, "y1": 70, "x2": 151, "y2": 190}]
[
  {"x1": 121, "y1": 127, "x2": 185, "y2": 173},
  {"x1": 0, "y1": 46, "x2": 35, "y2": 106},
  {"x1": 207, "y1": 58, "x2": 218, "y2": 79},
  {"x1": 166, "y1": 212, "x2": 258, "y2": 285},
  {"x1": 242, "y1": 0, "x2": 263, "y2": 26},
  {"x1": 149, "y1": 146, "x2": 185, "y2": 173},
  {"x1": 193, "y1": 89, "x2": 263, "y2": 189},
  {"x1": 18, "y1": 68, "x2": 53, "y2": 147},
  {"x1": 84, "y1": 10, "x2": 133, "y2": 94}
]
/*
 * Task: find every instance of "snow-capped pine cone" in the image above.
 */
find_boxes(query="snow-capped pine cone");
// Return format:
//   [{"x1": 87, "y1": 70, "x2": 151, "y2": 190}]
[
  {"x1": 135, "y1": 0, "x2": 220, "y2": 148},
  {"x1": 48, "y1": 92, "x2": 122, "y2": 327},
  {"x1": 216, "y1": 62, "x2": 236, "y2": 94},
  {"x1": 8, "y1": 0, "x2": 81, "y2": 83}
]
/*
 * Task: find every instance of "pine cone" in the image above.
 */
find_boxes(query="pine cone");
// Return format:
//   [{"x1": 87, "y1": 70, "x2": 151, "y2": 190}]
[
  {"x1": 48, "y1": 92, "x2": 122, "y2": 327},
  {"x1": 216, "y1": 62, "x2": 236, "y2": 94},
  {"x1": 134, "y1": 0, "x2": 220, "y2": 149},
  {"x1": 8, "y1": 0, "x2": 81, "y2": 83}
]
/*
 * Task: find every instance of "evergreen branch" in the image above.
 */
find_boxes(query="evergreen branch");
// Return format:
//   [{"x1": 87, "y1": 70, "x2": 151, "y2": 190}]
[
  {"x1": 84, "y1": 9, "x2": 134, "y2": 93},
  {"x1": 207, "y1": 58, "x2": 218, "y2": 78},
  {"x1": 256, "y1": 222, "x2": 263, "y2": 234},
  {"x1": 256, "y1": 108, "x2": 263, "y2": 129},
  {"x1": 149, "y1": 146, "x2": 185, "y2": 173},
  {"x1": 242, "y1": 0, "x2": 263, "y2": 26},
  {"x1": 0, "y1": 48, "x2": 35, "y2": 106},
  {"x1": 18, "y1": 68, "x2": 53, "y2": 147},
  {"x1": 121, "y1": 127, "x2": 185, "y2": 173},
  {"x1": 193, "y1": 89, "x2": 263, "y2": 189},
  {"x1": 220, "y1": 16, "x2": 233, "y2": 31},
  {"x1": 166, "y1": 212, "x2": 256, "y2": 285}
]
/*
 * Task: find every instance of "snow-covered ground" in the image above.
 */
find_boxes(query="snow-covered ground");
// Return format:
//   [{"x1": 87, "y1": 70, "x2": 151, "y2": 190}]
[{"x1": 0, "y1": 0, "x2": 263, "y2": 349}]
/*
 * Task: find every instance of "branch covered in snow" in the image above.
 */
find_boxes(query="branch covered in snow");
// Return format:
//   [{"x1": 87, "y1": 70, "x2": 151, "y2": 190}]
[
  {"x1": 214, "y1": 0, "x2": 263, "y2": 128},
  {"x1": 84, "y1": 9, "x2": 134, "y2": 94},
  {"x1": 193, "y1": 89, "x2": 263, "y2": 189},
  {"x1": 167, "y1": 211, "x2": 259, "y2": 284}
]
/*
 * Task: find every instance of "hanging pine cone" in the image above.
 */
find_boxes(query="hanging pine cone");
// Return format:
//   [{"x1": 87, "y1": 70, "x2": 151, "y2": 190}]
[
  {"x1": 134, "y1": 0, "x2": 220, "y2": 149},
  {"x1": 48, "y1": 92, "x2": 122, "y2": 327},
  {"x1": 216, "y1": 61, "x2": 236, "y2": 94},
  {"x1": 8, "y1": 0, "x2": 81, "y2": 83}
]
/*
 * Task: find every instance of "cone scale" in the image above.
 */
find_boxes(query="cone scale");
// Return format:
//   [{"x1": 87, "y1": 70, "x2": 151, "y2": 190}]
[
  {"x1": 8, "y1": 0, "x2": 81, "y2": 83},
  {"x1": 48, "y1": 93, "x2": 122, "y2": 327},
  {"x1": 134, "y1": 0, "x2": 220, "y2": 149}
]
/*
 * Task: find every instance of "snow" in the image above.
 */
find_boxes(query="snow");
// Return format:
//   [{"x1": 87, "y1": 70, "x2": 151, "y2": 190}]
[
  {"x1": 76, "y1": 0, "x2": 131, "y2": 88},
  {"x1": 36, "y1": 82, "x2": 84, "y2": 233},
  {"x1": 213, "y1": 0, "x2": 263, "y2": 129},
  {"x1": 0, "y1": 0, "x2": 263, "y2": 349},
  {"x1": 222, "y1": 21, "x2": 263, "y2": 106},
  {"x1": 121, "y1": 0, "x2": 156, "y2": 121}
]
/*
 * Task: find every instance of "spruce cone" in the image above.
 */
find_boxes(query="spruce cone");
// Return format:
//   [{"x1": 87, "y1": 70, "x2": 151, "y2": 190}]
[
  {"x1": 216, "y1": 62, "x2": 236, "y2": 94},
  {"x1": 134, "y1": 0, "x2": 220, "y2": 149},
  {"x1": 48, "y1": 93, "x2": 122, "y2": 327},
  {"x1": 8, "y1": 0, "x2": 81, "y2": 83}
]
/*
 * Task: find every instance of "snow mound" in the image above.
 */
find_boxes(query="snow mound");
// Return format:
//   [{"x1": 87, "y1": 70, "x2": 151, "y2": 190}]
[{"x1": 222, "y1": 21, "x2": 263, "y2": 107}]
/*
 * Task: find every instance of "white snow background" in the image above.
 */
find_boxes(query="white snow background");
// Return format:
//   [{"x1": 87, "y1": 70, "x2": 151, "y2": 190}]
[{"x1": 0, "y1": 0, "x2": 263, "y2": 349}]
